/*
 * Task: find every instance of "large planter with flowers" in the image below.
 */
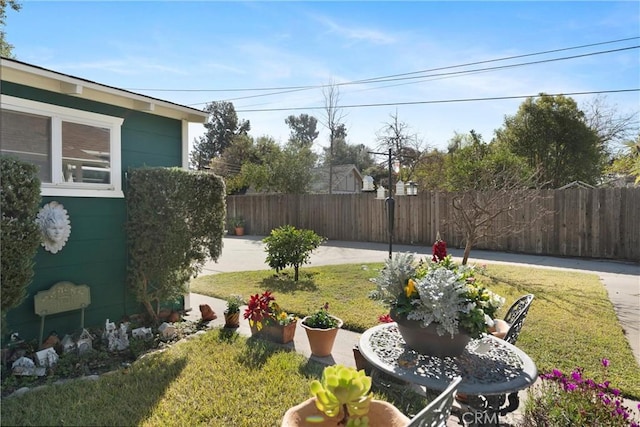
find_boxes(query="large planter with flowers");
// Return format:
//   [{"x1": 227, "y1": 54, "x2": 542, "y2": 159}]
[
  {"x1": 370, "y1": 247, "x2": 505, "y2": 358},
  {"x1": 244, "y1": 291, "x2": 297, "y2": 344},
  {"x1": 390, "y1": 309, "x2": 470, "y2": 357}
]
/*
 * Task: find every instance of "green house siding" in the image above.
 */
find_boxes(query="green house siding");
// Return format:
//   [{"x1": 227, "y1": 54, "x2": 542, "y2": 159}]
[
  {"x1": 121, "y1": 113, "x2": 182, "y2": 170},
  {"x1": 2, "y1": 82, "x2": 184, "y2": 342}
]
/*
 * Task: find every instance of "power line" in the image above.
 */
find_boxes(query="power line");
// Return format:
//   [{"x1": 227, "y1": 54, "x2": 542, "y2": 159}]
[
  {"x1": 334, "y1": 46, "x2": 639, "y2": 86},
  {"x1": 234, "y1": 89, "x2": 640, "y2": 113},
  {"x1": 125, "y1": 36, "x2": 639, "y2": 93},
  {"x1": 208, "y1": 45, "x2": 639, "y2": 106}
]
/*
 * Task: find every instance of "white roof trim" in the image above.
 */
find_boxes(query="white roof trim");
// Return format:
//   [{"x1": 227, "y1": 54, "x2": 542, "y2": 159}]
[{"x1": 1, "y1": 57, "x2": 208, "y2": 123}]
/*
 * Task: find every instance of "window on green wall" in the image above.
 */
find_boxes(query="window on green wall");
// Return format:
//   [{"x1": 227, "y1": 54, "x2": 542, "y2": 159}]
[{"x1": 0, "y1": 95, "x2": 124, "y2": 198}]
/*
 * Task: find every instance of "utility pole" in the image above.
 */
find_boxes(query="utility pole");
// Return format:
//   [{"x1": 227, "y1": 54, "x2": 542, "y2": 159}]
[{"x1": 369, "y1": 148, "x2": 395, "y2": 259}]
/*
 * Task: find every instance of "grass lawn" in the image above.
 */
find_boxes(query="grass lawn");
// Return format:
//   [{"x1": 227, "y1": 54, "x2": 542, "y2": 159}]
[
  {"x1": 1, "y1": 262, "x2": 637, "y2": 426},
  {"x1": 190, "y1": 262, "x2": 640, "y2": 399},
  {"x1": 0, "y1": 330, "x2": 428, "y2": 426}
]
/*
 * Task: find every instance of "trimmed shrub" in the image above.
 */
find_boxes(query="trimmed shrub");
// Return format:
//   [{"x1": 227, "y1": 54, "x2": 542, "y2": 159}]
[
  {"x1": 0, "y1": 156, "x2": 42, "y2": 329},
  {"x1": 263, "y1": 225, "x2": 325, "y2": 281},
  {"x1": 126, "y1": 167, "x2": 226, "y2": 322}
]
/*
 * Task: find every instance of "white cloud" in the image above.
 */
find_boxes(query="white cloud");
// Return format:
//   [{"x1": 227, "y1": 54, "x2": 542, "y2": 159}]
[{"x1": 310, "y1": 13, "x2": 398, "y2": 46}]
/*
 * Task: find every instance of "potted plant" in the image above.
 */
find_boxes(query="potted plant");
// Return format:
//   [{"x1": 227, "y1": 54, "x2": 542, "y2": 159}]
[
  {"x1": 223, "y1": 294, "x2": 244, "y2": 328},
  {"x1": 229, "y1": 216, "x2": 245, "y2": 236},
  {"x1": 282, "y1": 364, "x2": 409, "y2": 427},
  {"x1": 243, "y1": 291, "x2": 297, "y2": 344},
  {"x1": 369, "y1": 250, "x2": 505, "y2": 357},
  {"x1": 301, "y1": 303, "x2": 343, "y2": 357}
]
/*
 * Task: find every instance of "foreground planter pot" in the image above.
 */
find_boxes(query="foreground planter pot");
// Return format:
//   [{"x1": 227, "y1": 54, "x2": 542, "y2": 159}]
[
  {"x1": 300, "y1": 316, "x2": 343, "y2": 357},
  {"x1": 390, "y1": 310, "x2": 470, "y2": 357},
  {"x1": 281, "y1": 397, "x2": 409, "y2": 427},
  {"x1": 250, "y1": 320, "x2": 297, "y2": 344}
]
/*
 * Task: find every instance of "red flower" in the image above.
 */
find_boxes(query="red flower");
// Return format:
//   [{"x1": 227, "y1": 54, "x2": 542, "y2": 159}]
[
  {"x1": 243, "y1": 291, "x2": 275, "y2": 328},
  {"x1": 432, "y1": 238, "x2": 447, "y2": 262},
  {"x1": 378, "y1": 313, "x2": 393, "y2": 323}
]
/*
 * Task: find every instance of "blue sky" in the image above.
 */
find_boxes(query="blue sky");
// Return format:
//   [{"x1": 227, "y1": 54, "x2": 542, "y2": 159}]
[{"x1": 5, "y1": 1, "x2": 639, "y2": 155}]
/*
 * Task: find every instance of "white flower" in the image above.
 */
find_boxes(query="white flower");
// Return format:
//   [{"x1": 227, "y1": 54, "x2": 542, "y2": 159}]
[{"x1": 407, "y1": 267, "x2": 470, "y2": 337}]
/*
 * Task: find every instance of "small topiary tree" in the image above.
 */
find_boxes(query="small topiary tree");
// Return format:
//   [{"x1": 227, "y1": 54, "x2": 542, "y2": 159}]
[
  {"x1": 0, "y1": 156, "x2": 42, "y2": 338},
  {"x1": 263, "y1": 225, "x2": 325, "y2": 281},
  {"x1": 126, "y1": 167, "x2": 225, "y2": 323}
]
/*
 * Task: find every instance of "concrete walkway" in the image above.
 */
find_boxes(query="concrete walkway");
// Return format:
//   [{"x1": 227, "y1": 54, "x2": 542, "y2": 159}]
[{"x1": 186, "y1": 236, "x2": 640, "y2": 425}]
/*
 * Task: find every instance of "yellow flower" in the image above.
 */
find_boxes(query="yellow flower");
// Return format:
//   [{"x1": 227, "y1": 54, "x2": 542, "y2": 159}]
[{"x1": 405, "y1": 279, "x2": 416, "y2": 297}]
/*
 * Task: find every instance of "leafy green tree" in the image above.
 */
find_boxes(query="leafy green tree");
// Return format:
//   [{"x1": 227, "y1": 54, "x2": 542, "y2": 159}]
[
  {"x1": 412, "y1": 150, "x2": 448, "y2": 190},
  {"x1": 209, "y1": 133, "x2": 262, "y2": 194},
  {"x1": 242, "y1": 140, "x2": 317, "y2": 194},
  {"x1": 273, "y1": 143, "x2": 317, "y2": 193},
  {"x1": 444, "y1": 131, "x2": 491, "y2": 191},
  {"x1": 285, "y1": 114, "x2": 319, "y2": 148},
  {"x1": 0, "y1": 156, "x2": 41, "y2": 331},
  {"x1": 190, "y1": 101, "x2": 250, "y2": 170},
  {"x1": 411, "y1": 131, "x2": 482, "y2": 192},
  {"x1": 494, "y1": 94, "x2": 603, "y2": 188},
  {"x1": 322, "y1": 137, "x2": 375, "y2": 172},
  {"x1": 0, "y1": 0, "x2": 21, "y2": 58},
  {"x1": 263, "y1": 225, "x2": 325, "y2": 281}
]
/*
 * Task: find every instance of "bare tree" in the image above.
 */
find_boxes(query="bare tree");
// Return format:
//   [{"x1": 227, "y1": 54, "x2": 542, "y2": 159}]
[
  {"x1": 375, "y1": 111, "x2": 427, "y2": 184},
  {"x1": 321, "y1": 81, "x2": 346, "y2": 194},
  {"x1": 450, "y1": 169, "x2": 553, "y2": 265},
  {"x1": 582, "y1": 95, "x2": 639, "y2": 154}
]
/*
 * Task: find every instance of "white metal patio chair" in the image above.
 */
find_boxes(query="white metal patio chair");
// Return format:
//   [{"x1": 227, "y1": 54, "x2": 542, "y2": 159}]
[
  {"x1": 502, "y1": 294, "x2": 535, "y2": 345},
  {"x1": 407, "y1": 376, "x2": 463, "y2": 427}
]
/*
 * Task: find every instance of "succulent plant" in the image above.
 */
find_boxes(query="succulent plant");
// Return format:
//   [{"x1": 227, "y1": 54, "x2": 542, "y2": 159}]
[{"x1": 309, "y1": 364, "x2": 373, "y2": 426}]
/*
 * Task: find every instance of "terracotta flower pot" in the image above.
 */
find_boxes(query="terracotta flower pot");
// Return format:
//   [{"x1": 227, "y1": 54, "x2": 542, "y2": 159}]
[
  {"x1": 281, "y1": 397, "x2": 409, "y2": 427},
  {"x1": 250, "y1": 320, "x2": 297, "y2": 344},
  {"x1": 301, "y1": 315, "x2": 343, "y2": 357}
]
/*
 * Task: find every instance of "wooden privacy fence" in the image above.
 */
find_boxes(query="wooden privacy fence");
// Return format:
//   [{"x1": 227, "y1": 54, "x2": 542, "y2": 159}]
[{"x1": 226, "y1": 188, "x2": 640, "y2": 262}]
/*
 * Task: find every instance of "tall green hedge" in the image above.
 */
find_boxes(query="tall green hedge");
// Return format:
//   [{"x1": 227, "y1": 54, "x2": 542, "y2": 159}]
[
  {"x1": 126, "y1": 167, "x2": 226, "y2": 322},
  {"x1": 0, "y1": 156, "x2": 42, "y2": 325}
]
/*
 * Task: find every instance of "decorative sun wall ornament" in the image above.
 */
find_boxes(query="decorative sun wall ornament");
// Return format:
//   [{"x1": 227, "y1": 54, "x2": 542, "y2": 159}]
[{"x1": 36, "y1": 201, "x2": 71, "y2": 254}]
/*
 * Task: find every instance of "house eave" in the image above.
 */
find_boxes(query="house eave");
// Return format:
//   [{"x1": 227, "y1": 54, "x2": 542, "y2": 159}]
[{"x1": 0, "y1": 57, "x2": 208, "y2": 124}]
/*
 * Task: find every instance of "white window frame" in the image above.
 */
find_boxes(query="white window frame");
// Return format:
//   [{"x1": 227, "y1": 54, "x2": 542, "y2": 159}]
[{"x1": 1, "y1": 95, "x2": 124, "y2": 198}]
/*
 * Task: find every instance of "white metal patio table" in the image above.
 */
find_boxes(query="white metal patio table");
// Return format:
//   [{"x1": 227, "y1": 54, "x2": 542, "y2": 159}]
[{"x1": 358, "y1": 323, "x2": 538, "y2": 422}]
